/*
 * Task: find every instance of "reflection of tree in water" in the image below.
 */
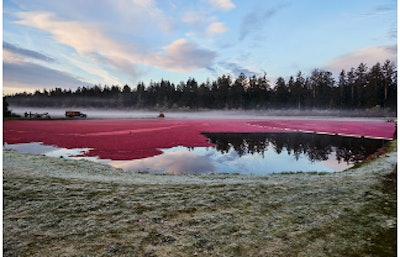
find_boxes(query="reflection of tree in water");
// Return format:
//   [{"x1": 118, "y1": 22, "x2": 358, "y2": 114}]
[{"x1": 203, "y1": 132, "x2": 388, "y2": 164}]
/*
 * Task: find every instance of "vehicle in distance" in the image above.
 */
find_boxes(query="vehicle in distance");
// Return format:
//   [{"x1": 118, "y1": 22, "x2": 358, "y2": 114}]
[{"x1": 65, "y1": 111, "x2": 87, "y2": 118}]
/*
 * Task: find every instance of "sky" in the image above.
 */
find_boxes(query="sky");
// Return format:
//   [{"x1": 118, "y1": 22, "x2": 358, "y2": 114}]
[{"x1": 2, "y1": 0, "x2": 397, "y2": 95}]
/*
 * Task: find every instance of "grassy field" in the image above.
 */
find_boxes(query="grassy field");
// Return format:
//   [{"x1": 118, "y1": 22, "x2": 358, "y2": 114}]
[{"x1": 3, "y1": 141, "x2": 397, "y2": 257}]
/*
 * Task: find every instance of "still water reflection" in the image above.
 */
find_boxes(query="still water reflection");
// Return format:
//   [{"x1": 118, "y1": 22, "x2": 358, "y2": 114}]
[
  {"x1": 111, "y1": 133, "x2": 388, "y2": 174},
  {"x1": 4, "y1": 133, "x2": 388, "y2": 175},
  {"x1": 204, "y1": 132, "x2": 387, "y2": 165}
]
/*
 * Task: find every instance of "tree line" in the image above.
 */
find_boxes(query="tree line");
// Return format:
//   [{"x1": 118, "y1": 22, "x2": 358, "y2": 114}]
[{"x1": 6, "y1": 60, "x2": 397, "y2": 110}]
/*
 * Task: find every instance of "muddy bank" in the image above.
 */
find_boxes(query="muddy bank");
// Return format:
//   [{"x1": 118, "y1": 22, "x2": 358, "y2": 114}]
[{"x1": 3, "y1": 141, "x2": 397, "y2": 257}]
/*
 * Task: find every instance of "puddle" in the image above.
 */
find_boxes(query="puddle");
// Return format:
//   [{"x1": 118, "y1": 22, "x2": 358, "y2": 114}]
[
  {"x1": 4, "y1": 133, "x2": 388, "y2": 175},
  {"x1": 4, "y1": 142, "x2": 92, "y2": 158}
]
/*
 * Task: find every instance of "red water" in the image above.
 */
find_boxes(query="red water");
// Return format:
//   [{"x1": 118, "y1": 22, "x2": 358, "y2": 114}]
[{"x1": 3, "y1": 119, "x2": 395, "y2": 160}]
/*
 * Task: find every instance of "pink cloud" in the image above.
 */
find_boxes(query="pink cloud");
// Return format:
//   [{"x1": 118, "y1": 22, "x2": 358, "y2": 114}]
[
  {"x1": 15, "y1": 12, "x2": 216, "y2": 76},
  {"x1": 152, "y1": 38, "x2": 217, "y2": 72},
  {"x1": 325, "y1": 45, "x2": 397, "y2": 74},
  {"x1": 206, "y1": 22, "x2": 228, "y2": 35},
  {"x1": 207, "y1": 0, "x2": 235, "y2": 10}
]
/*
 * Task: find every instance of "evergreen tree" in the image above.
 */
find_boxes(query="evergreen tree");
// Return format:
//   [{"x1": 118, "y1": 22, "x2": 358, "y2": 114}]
[
  {"x1": 346, "y1": 68, "x2": 356, "y2": 108},
  {"x1": 294, "y1": 71, "x2": 306, "y2": 110},
  {"x1": 382, "y1": 59, "x2": 396, "y2": 109},
  {"x1": 355, "y1": 63, "x2": 368, "y2": 108},
  {"x1": 338, "y1": 70, "x2": 349, "y2": 108},
  {"x1": 366, "y1": 63, "x2": 383, "y2": 107},
  {"x1": 3, "y1": 97, "x2": 12, "y2": 117},
  {"x1": 274, "y1": 77, "x2": 289, "y2": 108}
]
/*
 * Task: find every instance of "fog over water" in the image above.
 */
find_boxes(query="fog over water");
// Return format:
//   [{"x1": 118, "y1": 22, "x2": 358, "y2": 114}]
[{"x1": 9, "y1": 106, "x2": 393, "y2": 121}]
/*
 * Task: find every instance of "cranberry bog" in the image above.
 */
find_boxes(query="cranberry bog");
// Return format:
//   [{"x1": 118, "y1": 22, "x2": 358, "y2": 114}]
[{"x1": 3, "y1": 118, "x2": 395, "y2": 161}]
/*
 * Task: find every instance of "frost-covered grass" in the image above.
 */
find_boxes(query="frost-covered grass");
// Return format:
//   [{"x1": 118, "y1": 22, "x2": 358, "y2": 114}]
[{"x1": 3, "y1": 141, "x2": 397, "y2": 257}]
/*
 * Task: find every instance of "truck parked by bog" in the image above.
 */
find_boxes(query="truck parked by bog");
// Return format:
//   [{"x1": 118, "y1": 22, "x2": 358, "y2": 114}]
[{"x1": 65, "y1": 111, "x2": 87, "y2": 118}]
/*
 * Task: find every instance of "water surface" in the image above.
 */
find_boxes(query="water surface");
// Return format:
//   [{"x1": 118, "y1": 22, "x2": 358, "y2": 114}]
[
  {"x1": 111, "y1": 132, "x2": 387, "y2": 174},
  {"x1": 4, "y1": 132, "x2": 388, "y2": 175}
]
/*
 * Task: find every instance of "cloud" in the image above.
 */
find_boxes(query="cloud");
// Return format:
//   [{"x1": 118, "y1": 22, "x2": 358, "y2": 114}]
[
  {"x1": 3, "y1": 61, "x2": 88, "y2": 92},
  {"x1": 239, "y1": 3, "x2": 290, "y2": 41},
  {"x1": 219, "y1": 61, "x2": 259, "y2": 77},
  {"x1": 16, "y1": 12, "x2": 130, "y2": 58},
  {"x1": 3, "y1": 40, "x2": 90, "y2": 93},
  {"x1": 206, "y1": 22, "x2": 228, "y2": 35},
  {"x1": 152, "y1": 38, "x2": 217, "y2": 72},
  {"x1": 13, "y1": 11, "x2": 143, "y2": 84},
  {"x1": 117, "y1": 0, "x2": 174, "y2": 32},
  {"x1": 362, "y1": 3, "x2": 397, "y2": 41},
  {"x1": 14, "y1": 11, "x2": 216, "y2": 76},
  {"x1": 12, "y1": 0, "x2": 173, "y2": 34},
  {"x1": 181, "y1": 10, "x2": 228, "y2": 39},
  {"x1": 131, "y1": 0, "x2": 155, "y2": 8},
  {"x1": 363, "y1": 3, "x2": 396, "y2": 17},
  {"x1": 160, "y1": 151, "x2": 216, "y2": 174},
  {"x1": 207, "y1": 0, "x2": 235, "y2": 10},
  {"x1": 3, "y1": 41, "x2": 55, "y2": 62},
  {"x1": 62, "y1": 54, "x2": 122, "y2": 86},
  {"x1": 181, "y1": 10, "x2": 205, "y2": 23},
  {"x1": 113, "y1": 151, "x2": 216, "y2": 174},
  {"x1": 325, "y1": 45, "x2": 397, "y2": 74}
]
